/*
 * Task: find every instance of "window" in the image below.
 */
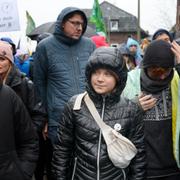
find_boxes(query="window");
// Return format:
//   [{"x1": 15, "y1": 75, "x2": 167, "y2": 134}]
[
  {"x1": 110, "y1": 43, "x2": 118, "y2": 47},
  {"x1": 110, "y1": 20, "x2": 119, "y2": 31}
]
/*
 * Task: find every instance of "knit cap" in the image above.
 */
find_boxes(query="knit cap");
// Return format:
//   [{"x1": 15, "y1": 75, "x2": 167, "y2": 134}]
[
  {"x1": 152, "y1": 28, "x2": 173, "y2": 42},
  {"x1": 0, "y1": 37, "x2": 16, "y2": 55},
  {"x1": 0, "y1": 41, "x2": 14, "y2": 63},
  {"x1": 142, "y1": 40, "x2": 174, "y2": 68}
]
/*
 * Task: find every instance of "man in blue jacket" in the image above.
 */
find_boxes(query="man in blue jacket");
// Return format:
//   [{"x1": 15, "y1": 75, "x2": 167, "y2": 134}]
[{"x1": 33, "y1": 7, "x2": 96, "y2": 179}]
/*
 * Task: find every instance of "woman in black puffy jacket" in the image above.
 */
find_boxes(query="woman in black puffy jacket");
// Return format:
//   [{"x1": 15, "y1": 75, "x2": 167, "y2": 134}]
[
  {"x1": 0, "y1": 40, "x2": 46, "y2": 132},
  {"x1": 52, "y1": 47, "x2": 146, "y2": 180},
  {"x1": 0, "y1": 57, "x2": 38, "y2": 180},
  {"x1": 0, "y1": 83, "x2": 39, "y2": 180}
]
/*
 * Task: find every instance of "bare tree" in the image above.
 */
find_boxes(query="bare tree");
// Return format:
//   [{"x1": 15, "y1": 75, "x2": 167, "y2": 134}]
[{"x1": 148, "y1": 0, "x2": 177, "y2": 32}]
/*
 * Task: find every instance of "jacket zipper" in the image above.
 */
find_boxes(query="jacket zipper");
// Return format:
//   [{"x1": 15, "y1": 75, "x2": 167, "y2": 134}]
[
  {"x1": 71, "y1": 157, "x2": 77, "y2": 180},
  {"x1": 97, "y1": 131, "x2": 101, "y2": 180},
  {"x1": 122, "y1": 169, "x2": 126, "y2": 180},
  {"x1": 96, "y1": 97, "x2": 106, "y2": 180}
]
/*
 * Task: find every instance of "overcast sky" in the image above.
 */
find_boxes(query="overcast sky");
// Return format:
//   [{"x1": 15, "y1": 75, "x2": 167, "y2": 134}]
[{"x1": 19, "y1": 0, "x2": 177, "y2": 34}]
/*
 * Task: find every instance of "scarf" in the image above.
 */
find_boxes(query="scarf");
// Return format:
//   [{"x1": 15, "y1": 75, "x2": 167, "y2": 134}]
[{"x1": 140, "y1": 69, "x2": 174, "y2": 94}]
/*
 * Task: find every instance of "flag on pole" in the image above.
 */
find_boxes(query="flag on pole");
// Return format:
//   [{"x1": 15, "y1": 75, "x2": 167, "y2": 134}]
[
  {"x1": 89, "y1": 0, "x2": 107, "y2": 37},
  {"x1": 26, "y1": 11, "x2": 36, "y2": 35}
]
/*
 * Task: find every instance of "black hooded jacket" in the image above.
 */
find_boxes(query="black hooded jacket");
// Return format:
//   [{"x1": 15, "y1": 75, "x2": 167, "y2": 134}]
[
  {"x1": 6, "y1": 65, "x2": 47, "y2": 132},
  {"x1": 0, "y1": 84, "x2": 38, "y2": 180},
  {"x1": 52, "y1": 47, "x2": 146, "y2": 180}
]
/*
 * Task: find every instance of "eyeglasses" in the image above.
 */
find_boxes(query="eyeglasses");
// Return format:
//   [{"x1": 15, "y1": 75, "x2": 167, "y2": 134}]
[
  {"x1": 146, "y1": 67, "x2": 172, "y2": 80},
  {"x1": 67, "y1": 20, "x2": 84, "y2": 28}
]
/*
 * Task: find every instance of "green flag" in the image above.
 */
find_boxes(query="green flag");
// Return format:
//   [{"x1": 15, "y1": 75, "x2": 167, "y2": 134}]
[
  {"x1": 26, "y1": 11, "x2": 36, "y2": 35},
  {"x1": 89, "y1": 0, "x2": 107, "y2": 37}
]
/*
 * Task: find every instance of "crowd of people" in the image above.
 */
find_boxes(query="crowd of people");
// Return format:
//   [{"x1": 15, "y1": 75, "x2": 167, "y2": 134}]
[{"x1": 0, "y1": 6, "x2": 180, "y2": 180}]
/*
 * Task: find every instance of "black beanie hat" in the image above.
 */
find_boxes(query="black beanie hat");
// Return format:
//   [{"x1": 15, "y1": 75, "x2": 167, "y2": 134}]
[
  {"x1": 152, "y1": 28, "x2": 173, "y2": 42},
  {"x1": 142, "y1": 40, "x2": 175, "y2": 68}
]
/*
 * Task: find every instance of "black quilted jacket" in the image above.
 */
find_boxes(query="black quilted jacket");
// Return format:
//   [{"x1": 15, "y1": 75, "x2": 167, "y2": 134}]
[
  {"x1": 0, "y1": 84, "x2": 39, "y2": 180},
  {"x1": 5, "y1": 65, "x2": 47, "y2": 132},
  {"x1": 52, "y1": 47, "x2": 146, "y2": 180}
]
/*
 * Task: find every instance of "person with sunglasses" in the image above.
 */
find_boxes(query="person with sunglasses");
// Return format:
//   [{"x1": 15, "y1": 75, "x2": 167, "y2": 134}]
[
  {"x1": 126, "y1": 37, "x2": 143, "y2": 67},
  {"x1": 122, "y1": 39, "x2": 180, "y2": 180}
]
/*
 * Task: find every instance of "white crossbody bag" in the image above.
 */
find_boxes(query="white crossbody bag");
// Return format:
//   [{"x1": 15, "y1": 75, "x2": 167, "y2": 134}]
[{"x1": 83, "y1": 94, "x2": 137, "y2": 168}]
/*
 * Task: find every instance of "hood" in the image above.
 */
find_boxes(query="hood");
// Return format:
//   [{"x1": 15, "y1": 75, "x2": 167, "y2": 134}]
[
  {"x1": 126, "y1": 37, "x2": 142, "y2": 64},
  {"x1": 142, "y1": 40, "x2": 175, "y2": 68},
  {"x1": 126, "y1": 38, "x2": 139, "y2": 49},
  {"x1": 85, "y1": 47, "x2": 127, "y2": 103},
  {"x1": 126, "y1": 38, "x2": 142, "y2": 55},
  {"x1": 53, "y1": 7, "x2": 87, "y2": 45},
  {"x1": 141, "y1": 40, "x2": 175, "y2": 93}
]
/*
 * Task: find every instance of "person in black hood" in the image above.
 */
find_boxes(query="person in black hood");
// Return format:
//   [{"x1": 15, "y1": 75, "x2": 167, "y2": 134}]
[
  {"x1": 123, "y1": 40, "x2": 180, "y2": 180},
  {"x1": 52, "y1": 47, "x2": 146, "y2": 180}
]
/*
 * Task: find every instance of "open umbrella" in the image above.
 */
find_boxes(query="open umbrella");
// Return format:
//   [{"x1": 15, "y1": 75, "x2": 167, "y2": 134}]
[
  {"x1": 27, "y1": 22, "x2": 55, "y2": 40},
  {"x1": 27, "y1": 22, "x2": 97, "y2": 40}
]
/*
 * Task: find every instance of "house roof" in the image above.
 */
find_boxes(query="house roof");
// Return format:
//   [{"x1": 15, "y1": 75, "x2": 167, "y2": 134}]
[
  {"x1": 100, "y1": 1, "x2": 135, "y2": 18},
  {"x1": 82, "y1": 1, "x2": 146, "y2": 33}
]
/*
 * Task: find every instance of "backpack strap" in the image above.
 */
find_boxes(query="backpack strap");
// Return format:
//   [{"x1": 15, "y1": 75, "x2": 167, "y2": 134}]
[{"x1": 73, "y1": 91, "x2": 87, "y2": 110}]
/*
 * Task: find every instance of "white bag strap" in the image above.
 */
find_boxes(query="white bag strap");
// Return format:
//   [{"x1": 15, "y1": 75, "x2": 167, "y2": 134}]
[
  {"x1": 73, "y1": 91, "x2": 87, "y2": 110},
  {"x1": 84, "y1": 94, "x2": 108, "y2": 130},
  {"x1": 84, "y1": 94, "x2": 137, "y2": 151}
]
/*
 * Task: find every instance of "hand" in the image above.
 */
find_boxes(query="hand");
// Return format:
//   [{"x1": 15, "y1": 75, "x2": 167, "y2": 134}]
[
  {"x1": 171, "y1": 41, "x2": 180, "y2": 64},
  {"x1": 42, "y1": 122, "x2": 48, "y2": 140},
  {"x1": 138, "y1": 92, "x2": 157, "y2": 111}
]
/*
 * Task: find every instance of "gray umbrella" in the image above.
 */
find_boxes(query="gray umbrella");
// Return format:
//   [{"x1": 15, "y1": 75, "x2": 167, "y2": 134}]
[{"x1": 27, "y1": 22, "x2": 97, "y2": 40}]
